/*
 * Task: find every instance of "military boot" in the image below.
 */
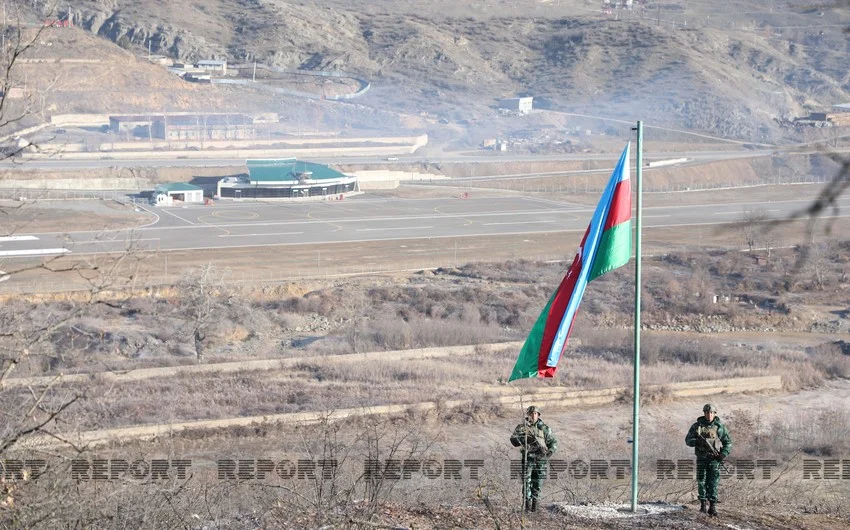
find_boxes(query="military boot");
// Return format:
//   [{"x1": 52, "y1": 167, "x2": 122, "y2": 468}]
[
  {"x1": 530, "y1": 499, "x2": 538, "y2": 512},
  {"x1": 524, "y1": 499, "x2": 531, "y2": 512},
  {"x1": 699, "y1": 500, "x2": 707, "y2": 513},
  {"x1": 708, "y1": 501, "x2": 717, "y2": 516}
]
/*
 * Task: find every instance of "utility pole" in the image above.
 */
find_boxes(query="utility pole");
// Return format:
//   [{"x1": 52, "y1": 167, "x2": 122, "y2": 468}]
[{"x1": 252, "y1": 61, "x2": 256, "y2": 82}]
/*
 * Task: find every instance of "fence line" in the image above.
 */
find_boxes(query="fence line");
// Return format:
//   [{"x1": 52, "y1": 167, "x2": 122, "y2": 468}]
[
  {"x1": 407, "y1": 173, "x2": 831, "y2": 194},
  {"x1": 2, "y1": 247, "x2": 751, "y2": 295},
  {"x1": 0, "y1": 189, "x2": 140, "y2": 202},
  {"x1": 0, "y1": 174, "x2": 830, "y2": 201}
]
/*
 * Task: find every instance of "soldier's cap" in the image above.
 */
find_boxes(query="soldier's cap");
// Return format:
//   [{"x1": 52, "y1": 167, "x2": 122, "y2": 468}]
[
  {"x1": 526, "y1": 405, "x2": 541, "y2": 415},
  {"x1": 703, "y1": 404, "x2": 717, "y2": 413}
]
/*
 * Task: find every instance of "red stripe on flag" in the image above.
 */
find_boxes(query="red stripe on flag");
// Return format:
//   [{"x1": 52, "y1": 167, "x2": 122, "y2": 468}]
[
  {"x1": 603, "y1": 179, "x2": 631, "y2": 230},
  {"x1": 537, "y1": 252, "x2": 583, "y2": 377}
]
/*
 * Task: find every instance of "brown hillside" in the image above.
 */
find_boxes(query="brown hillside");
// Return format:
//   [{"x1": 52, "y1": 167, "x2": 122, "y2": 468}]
[{"x1": 32, "y1": 0, "x2": 848, "y2": 141}]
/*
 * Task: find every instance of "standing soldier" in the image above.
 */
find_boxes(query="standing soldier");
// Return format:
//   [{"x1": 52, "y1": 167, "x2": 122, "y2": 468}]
[
  {"x1": 685, "y1": 403, "x2": 732, "y2": 516},
  {"x1": 510, "y1": 405, "x2": 558, "y2": 513}
]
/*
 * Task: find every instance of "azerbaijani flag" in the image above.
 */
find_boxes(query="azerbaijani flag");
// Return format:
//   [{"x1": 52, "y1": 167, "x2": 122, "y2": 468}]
[{"x1": 509, "y1": 144, "x2": 632, "y2": 381}]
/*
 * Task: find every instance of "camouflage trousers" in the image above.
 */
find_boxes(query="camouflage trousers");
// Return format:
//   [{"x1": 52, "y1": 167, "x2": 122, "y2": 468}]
[
  {"x1": 521, "y1": 457, "x2": 548, "y2": 501},
  {"x1": 696, "y1": 457, "x2": 721, "y2": 502}
]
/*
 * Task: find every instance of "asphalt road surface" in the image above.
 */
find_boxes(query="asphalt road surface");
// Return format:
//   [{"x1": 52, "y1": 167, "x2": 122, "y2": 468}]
[
  {"x1": 3, "y1": 194, "x2": 850, "y2": 258},
  {"x1": 0, "y1": 148, "x2": 805, "y2": 170}
]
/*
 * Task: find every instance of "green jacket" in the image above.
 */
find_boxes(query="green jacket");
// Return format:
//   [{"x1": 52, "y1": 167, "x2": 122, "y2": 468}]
[
  {"x1": 511, "y1": 419, "x2": 558, "y2": 459},
  {"x1": 685, "y1": 416, "x2": 732, "y2": 458}
]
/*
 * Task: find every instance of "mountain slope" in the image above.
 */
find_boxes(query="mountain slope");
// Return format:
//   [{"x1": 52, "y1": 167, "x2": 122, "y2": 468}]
[{"x1": 20, "y1": 0, "x2": 850, "y2": 139}]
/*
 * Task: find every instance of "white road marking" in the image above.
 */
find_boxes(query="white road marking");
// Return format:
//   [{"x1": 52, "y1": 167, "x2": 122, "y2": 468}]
[
  {"x1": 73, "y1": 238, "x2": 162, "y2": 245},
  {"x1": 483, "y1": 220, "x2": 556, "y2": 226},
  {"x1": 218, "y1": 232, "x2": 304, "y2": 238},
  {"x1": 356, "y1": 226, "x2": 434, "y2": 232},
  {"x1": 0, "y1": 236, "x2": 39, "y2": 242},
  {"x1": 0, "y1": 248, "x2": 70, "y2": 257},
  {"x1": 30, "y1": 208, "x2": 578, "y2": 235},
  {"x1": 158, "y1": 208, "x2": 196, "y2": 225},
  {"x1": 713, "y1": 209, "x2": 780, "y2": 216},
  {"x1": 70, "y1": 213, "x2": 850, "y2": 256}
]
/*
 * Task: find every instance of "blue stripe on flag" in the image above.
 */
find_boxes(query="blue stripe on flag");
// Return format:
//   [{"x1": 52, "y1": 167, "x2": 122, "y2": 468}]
[{"x1": 546, "y1": 144, "x2": 630, "y2": 367}]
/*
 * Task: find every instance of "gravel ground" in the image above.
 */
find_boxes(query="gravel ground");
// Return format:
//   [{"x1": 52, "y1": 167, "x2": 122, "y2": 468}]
[{"x1": 553, "y1": 501, "x2": 684, "y2": 520}]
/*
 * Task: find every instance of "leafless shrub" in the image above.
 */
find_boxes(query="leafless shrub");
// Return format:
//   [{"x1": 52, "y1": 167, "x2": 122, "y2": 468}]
[
  {"x1": 407, "y1": 316, "x2": 502, "y2": 348},
  {"x1": 454, "y1": 259, "x2": 562, "y2": 284},
  {"x1": 175, "y1": 264, "x2": 231, "y2": 363},
  {"x1": 365, "y1": 317, "x2": 413, "y2": 351},
  {"x1": 737, "y1": 209, "x2": 768, "y2": 253},
  {"x1": 807, "y1": 341, "x2": 850, "y2": 379},
  {"x1": 766, "y1": 407, "x2": 850, "y2": 458},
  {"x1": 441, "y1": 397, "x2": 507, "y2": 424},
  {"x1": 615, "y1": 384, "x2": 673, "y2": 406},
  {"x1": 779, "y1": 361, "x2": 825, "y2": 392},
  {"x1": 282, "y1": 290, "x2": 338, "y2": 315}
]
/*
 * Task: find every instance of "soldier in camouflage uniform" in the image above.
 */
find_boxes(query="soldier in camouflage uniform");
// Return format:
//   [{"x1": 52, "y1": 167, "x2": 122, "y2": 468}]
[
  {"x1": 685, "y1": 403, "x2": 732, "y2": 516},
  {"x1": 510, "y1": 405, "x2": 558, "y2": 513}
]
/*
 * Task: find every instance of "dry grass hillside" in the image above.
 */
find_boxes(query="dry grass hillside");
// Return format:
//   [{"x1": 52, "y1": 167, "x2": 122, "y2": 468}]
[
  {"x1": 23, "y1": 0, "x2": 847, "y2": 140},
  {"x1": 13, "y1": 28, "x2": 267, "y2": 115},
  {"x1": 2, "y1": 241, "x2": 849, "y2": 528}
]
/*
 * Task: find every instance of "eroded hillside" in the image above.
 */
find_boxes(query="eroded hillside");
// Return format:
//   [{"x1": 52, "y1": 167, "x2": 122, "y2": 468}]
[{"x1": 19, "y1": 0, "x2": 847, "y2": 140}]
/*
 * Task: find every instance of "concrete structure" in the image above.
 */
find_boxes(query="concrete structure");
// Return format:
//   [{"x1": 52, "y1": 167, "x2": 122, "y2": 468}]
[
  {"x1": 147, "y1": 55, "x2": 172, "y2": 66},
  {"x1": 217, "y1": 159, "x2": 358, "y2": 199},
  {"x1": 812, "y1": 105, "x2": 850, "y2": 126},
  {"x1": 108, "y1": 114, "x2": 254, "y2": 140},
  {"x1": 498, "y1": 96, "x2": 533, "y2": 114},
  {"x1": 195, "y1": 60, "x2": 227, "y2": 74},
  {"x1": 154, "y1": 182, "x2": 204, "y2": 206},
  {"x1": 185, "y1": 72, "x2": 212, "y2": 83},
  {"x1": 2, "y1": 87, "x2": 24, "y2": 99},
  {"x1": 153, "y1": 114, "x2": 254, "y2": 141},
  {"x1": 807, "y1": 110, "x2": 850, "y2": 127},
  {"x1": 109, "y1": 115, "x2": 163, "y2": 135}
]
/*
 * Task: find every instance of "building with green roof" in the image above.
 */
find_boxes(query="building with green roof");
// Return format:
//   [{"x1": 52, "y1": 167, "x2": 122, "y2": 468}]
[
  {"x1": 154, "y1": 182, "x2": 204, "y2": 206},
  {"x1": 217, "y1": 158, "x2": 358, "y2": 199}
]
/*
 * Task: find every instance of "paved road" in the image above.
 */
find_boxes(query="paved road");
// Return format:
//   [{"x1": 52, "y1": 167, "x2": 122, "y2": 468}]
[
  {"x1": 0, "y1": 149, "x2": 798, "y2": 170},
  {"x1": 2, "y1": 194, "x2": 849, "y2": 258},
  {"x1": 4, "y1": 146, "x2": 849, "y2": 172}
]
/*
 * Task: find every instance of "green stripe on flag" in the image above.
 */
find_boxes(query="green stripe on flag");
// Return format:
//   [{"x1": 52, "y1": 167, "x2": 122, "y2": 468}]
[
  {"x1": 588, "y1": 221, "x2": 631, "y2": 282},
  {"x1": 508, "y1": 292, "x2": 556, "y2": 381}
]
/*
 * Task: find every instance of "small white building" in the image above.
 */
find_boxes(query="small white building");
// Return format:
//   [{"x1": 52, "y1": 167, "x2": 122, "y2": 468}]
[
  {"x1": 195, "y1": 60, "x2": 227, "y2": 74},
  {"x1": 498, "y1": 96, "x2": 533, "y2": 114},
  {"x1": 154, "y1": 183, "x2": 204, "y2": 206}
]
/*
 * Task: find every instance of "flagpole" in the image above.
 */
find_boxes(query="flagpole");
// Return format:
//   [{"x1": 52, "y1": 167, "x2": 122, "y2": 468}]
[{"x1": 630, "y1": 121, "x2": 644, "y2": 512}]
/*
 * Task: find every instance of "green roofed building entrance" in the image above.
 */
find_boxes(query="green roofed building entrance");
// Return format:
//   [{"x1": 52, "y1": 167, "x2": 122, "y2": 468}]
[
  {"x1": 154, "y1": 182, "x2": 204, "y2": 206},
  {"x1": 217, "y1": 159, "x2": 359, "y2": 199}
]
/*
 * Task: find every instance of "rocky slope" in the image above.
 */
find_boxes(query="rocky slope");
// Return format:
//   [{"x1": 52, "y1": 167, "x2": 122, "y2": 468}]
[{"x1": 20, "y1": 0, "x2": 850, "y2": 140}]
